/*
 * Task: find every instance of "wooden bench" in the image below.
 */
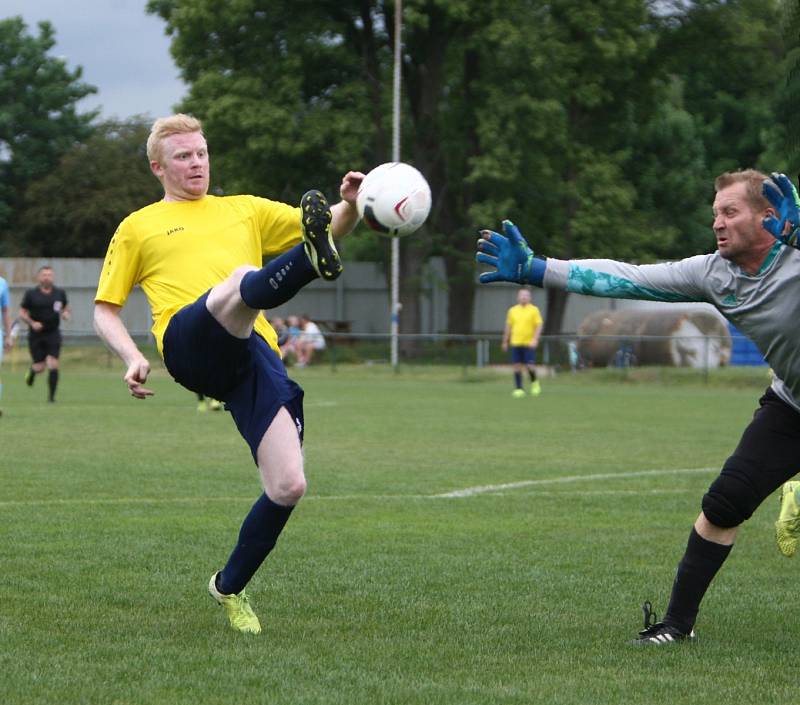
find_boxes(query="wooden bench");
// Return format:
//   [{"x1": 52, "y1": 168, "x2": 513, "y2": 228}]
[{"x1": 316, "y1": 320, "x2": 357, "y2": 345}]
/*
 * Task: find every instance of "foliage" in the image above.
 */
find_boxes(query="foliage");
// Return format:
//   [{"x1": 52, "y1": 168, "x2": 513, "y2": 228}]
[
  {"x1": 147, "y1": 0, "x2": 373, "y2": 200},
  {"x1": 2, "y1": 2, "x2": 795, "y2": 332},
  {"x1": 628, "y1": 80, "x2": 712, "y2": 258},
  {"x1": 0, "y1": 17, "x2": 97, "y2": 248},
  {"x1": 8, "y1": 118, "x2": 164, "y2": 257},
  {"x1": 768, "y1": 0, "x2": 800, "y2": 176},
  {"x1": 655, "y1": 0, "x2": 784, "y2": 176},
  {"x1": 147, "y1": 0, "x2": 678, "y2": 333}
]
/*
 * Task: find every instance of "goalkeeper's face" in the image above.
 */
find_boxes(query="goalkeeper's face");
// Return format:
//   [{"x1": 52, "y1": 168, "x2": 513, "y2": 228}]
[
  {"x1": 151, "y1": 131, "x2": 210, "y2": 202},
  {"x1": 712, "y1": 182, "x2": 773, "y2": 268}
]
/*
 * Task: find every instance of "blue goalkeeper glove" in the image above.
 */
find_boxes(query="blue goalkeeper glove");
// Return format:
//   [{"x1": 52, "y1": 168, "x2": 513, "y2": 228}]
[
  {"x1": 762, "y1": 172, "x2": 800, "y2": 248},
  {"x1": 476, "y1": 220, "x2": 546, "y2": 285}
]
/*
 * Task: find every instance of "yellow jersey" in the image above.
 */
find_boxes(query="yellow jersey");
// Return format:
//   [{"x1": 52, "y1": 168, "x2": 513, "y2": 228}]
[
  {"x1": 506, "y1": 303, "x2": 543, "y2": 346},
  {"x1": 95, "y1": 194, "x2": 302, "y2": 356}
]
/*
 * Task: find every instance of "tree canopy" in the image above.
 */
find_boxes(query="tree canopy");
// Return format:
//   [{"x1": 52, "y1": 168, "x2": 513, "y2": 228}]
[
  {"x1": 3, "y1": 1, "x2": 796, "y2": 332},
  {"x1": 9, "y1": 118, "x2": 164, "y2": 257},
  {"x1": 0, "y1": 17, "x2": 97, "y2": 249}
]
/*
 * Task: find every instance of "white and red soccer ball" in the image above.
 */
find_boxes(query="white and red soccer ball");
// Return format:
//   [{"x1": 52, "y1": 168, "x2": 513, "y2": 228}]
[{"x1": 356, "y1": 162, "x2": 432, "y2": 237}]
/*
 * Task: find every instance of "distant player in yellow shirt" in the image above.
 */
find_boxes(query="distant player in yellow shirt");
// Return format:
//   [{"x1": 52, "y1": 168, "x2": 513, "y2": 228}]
[
  {"x1": 502, "y1": 288, "x2": 543, "y2": 398},
  {"x1": 94, "y1": 114, "x2": 363, "y2": 635}
]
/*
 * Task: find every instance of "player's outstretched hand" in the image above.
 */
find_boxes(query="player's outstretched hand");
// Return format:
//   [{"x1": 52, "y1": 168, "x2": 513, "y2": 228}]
[
  {"x1": 339, "y1": 171, "x2": 366, "y2": 206},
  {"x1": 476, "y1": 220, "x2": 545, "y2": 285},
  {"x1": 762, "y1": 173, "x2": 800, "y2": 248},
  {"x1": 124, "y1": 357, "x2": 154, "y2": 399}
]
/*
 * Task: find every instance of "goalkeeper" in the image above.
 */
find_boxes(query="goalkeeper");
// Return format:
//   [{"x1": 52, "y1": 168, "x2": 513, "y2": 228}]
[{"x1": 476, "y1": 169, "x2": 800, "y2": 645}]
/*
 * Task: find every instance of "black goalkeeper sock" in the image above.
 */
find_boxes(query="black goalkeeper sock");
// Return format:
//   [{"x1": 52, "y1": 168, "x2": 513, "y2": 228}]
[
  {"x1": 48, "y1": 369, "x2": 59, "y2": 401},
  {"x1": 663, "y1": 527, "x2": 732, "y2": 632},
  {"x1": 528, "y1": 368, "x2": 537, "y2": 382},
  {"x1": 217, "y1": 493, "x2": 295, "y2": 595},
  {"x1": 239, "y1": 244, "x2": 317, "y2": 310}
]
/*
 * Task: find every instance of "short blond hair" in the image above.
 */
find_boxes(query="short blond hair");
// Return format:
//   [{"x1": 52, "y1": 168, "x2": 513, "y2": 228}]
[
  {"x1": 714, "y1": 169, "x2": 771, "y2": 212},
  {"x1": 146, "y1": 113, "x2": 204, "y2": 163}
]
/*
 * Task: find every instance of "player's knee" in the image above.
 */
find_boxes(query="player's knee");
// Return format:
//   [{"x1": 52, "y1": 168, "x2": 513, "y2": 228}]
[
  {"x1": 208, "y1": 265, "x2": 258, "y2": 305},
  {"x1": 701, "y1": 461, "x2": 761, "y2": 528},
  {"x1": 229, "y1": 265, "x2": 259, "y2": 285},
  {"x1": 263, "y1": 452, "x2": 307, "y2": 505},
  {"x1": 270, "y1": 473, "x2": 307, "y2": 505}
]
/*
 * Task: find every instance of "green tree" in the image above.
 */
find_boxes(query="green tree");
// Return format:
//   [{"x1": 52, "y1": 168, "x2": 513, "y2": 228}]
[
  {"x1": 656, "y1": 0, "x2": 784, "y2": 175},
  {"x1": 469, "y1": 0, "x2": 669, "y2": 333},
  {"x1": 0, "y1": 17, "x2": 97, "y2": 249},
  {"x1": 149, "y1": 0, "x2": 675, "y2": 334},
  {"x1": 10, "y1": 118, "x2": 164, "y2": 257},
  {"x1": 765, "y1": 0, "x2": 800, "y2": 176},
  {"x1": 148, "y1": 0, "x2": 487, "y2": 335},
  {"x1": 628, "y1": 79, "x2": 711, "y2": 259}
]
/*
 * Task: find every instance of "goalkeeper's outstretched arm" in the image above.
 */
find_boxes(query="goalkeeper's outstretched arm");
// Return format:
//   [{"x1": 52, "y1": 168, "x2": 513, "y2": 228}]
[{"x1": 476, "y1": 222, "x2": 707, "y2": 304}]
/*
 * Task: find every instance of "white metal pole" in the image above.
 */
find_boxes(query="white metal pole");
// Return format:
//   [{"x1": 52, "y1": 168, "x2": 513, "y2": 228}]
[{"x1": 390, "y1": 0, "x2": 402, "y2": 368}]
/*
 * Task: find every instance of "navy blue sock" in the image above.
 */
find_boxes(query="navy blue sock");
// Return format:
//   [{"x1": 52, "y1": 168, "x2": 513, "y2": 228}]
[
  {"x1": 239, "y1": 244, "x2": 317, "y2": 310},
  {"x1": 514, "y1": 371, "x2": 522, "y2": 389},
  {"x1": 217, "y1": 493, "x2": 295, "y2": 595},
  {"x1": 527, "y1": 368, "x2": 537, "y2": 382}
]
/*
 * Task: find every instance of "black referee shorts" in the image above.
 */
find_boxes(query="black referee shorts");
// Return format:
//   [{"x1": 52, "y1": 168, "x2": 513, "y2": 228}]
[{"x1": 28, "y1": 329, "x2": 62, "y2": 363}]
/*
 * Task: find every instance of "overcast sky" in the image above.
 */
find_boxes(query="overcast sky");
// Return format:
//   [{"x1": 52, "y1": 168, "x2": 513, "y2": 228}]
[{"x1": 4, "y1": 0, "x2": 187, "y2": 121}]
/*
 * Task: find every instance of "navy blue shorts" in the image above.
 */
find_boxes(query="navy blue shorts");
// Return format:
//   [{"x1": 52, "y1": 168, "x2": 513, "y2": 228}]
[
  {"x1": 510, "y1": 346, "x2": 536, "y2": 365},
  {"x1": 163, "y1": 292, "x2": 304, "y2": 463}
]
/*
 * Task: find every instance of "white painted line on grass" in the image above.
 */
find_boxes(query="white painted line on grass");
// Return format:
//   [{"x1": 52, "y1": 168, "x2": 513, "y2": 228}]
[
  {"x1": 0, "y1": 467, "x2": 717, "y2": 508},
  {"x1": 431, "y1": 466, "x2": 717, "y2": 499}
]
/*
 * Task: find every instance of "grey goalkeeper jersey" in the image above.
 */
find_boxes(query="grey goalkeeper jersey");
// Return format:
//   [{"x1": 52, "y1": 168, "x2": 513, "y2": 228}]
[{"x1": 544, "y1": 242, "x2": 800, "y2": 411}]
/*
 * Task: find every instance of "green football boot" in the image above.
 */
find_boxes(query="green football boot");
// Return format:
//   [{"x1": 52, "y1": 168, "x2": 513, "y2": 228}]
[
  {"x1": 776, "y1": 481, "x2": 800, "y2": 557},
  {"x1": 208, "y1": 572, "x2": 262, "y2": 634}
]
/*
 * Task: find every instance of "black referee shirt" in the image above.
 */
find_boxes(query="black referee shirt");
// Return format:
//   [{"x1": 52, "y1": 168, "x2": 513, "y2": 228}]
[{"x1": 21, "y1": 286, "x2": 68, "y2": 333}]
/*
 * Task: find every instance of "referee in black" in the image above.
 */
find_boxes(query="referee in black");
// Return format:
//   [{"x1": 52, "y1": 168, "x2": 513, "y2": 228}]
[{"x1": 19, "y1": 265, "x2": 70, "y2": 402}]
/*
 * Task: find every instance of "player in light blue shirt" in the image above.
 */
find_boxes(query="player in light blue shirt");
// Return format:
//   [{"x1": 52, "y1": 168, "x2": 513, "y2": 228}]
[
  {"x1": 0, "y1": 275, "x2": 13, "y2": 416},
  {"x1": 476, "y1": 169, "x2": 800, "y2": 645}
]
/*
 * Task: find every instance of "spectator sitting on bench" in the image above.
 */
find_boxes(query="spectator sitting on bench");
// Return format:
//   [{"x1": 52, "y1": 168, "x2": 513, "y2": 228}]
[
  {"x1": 295, "y1": 314, "x2": 326, "y2": 367},
  {"x1": 271, "y1": 316, "x2": 289, "y2": 350},
  {"x1": 279, "y1": 315, "x2": 301, "y2": 362}
]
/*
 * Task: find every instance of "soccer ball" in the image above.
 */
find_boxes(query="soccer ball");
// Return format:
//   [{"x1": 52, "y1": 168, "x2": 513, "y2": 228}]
[{"x1": 356, "y1": 162, "x2": 432, "y2": 237}]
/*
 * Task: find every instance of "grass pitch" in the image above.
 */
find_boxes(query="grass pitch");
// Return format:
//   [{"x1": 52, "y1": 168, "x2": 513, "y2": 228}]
[{"x1": 1, "y1": 360, "x2": 794, "y2": 705}]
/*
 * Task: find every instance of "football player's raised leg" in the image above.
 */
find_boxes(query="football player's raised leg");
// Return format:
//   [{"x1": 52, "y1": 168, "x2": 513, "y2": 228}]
[
  {"x1": 205, "y1": 265, "x2": 262, "y2": 339},
  {"x1": 207, "y1": 253, "x2": 322, "y2": 339},
  {"x1": 236, "y1": 190, "x2": 341, "y2": 312}
]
